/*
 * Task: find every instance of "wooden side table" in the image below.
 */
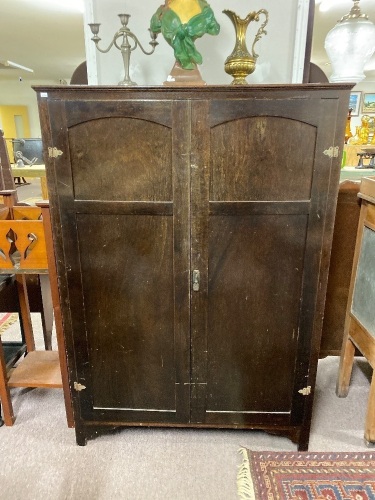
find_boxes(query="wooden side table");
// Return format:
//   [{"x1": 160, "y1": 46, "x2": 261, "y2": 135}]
[
  {"x1": 357, "y1": 152, "x2": 375, "y2": 169},
  {"x1": 11, "y1": 164, "x2": 48, "y2": 200},
  {"x1": 337, "y1": 176, "x2": 375, "y2": 445},
  {"x1": 0, "y1": 190, "x2": 73, "y2": 427}
]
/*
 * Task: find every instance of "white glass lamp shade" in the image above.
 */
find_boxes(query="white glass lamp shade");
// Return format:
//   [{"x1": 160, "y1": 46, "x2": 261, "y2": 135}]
[{"x1": 325, "y1": 15, "x2": 375, "y2": 83}]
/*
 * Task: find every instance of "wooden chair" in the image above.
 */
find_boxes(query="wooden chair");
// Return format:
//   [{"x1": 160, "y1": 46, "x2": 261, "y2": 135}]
[
  {"x1": 337, "y1": 176, "x2": 375, "y2": 445},
  {"x1": 0, "y1": 274, "x2": 27, "y2": 426},
  {"x1": 0, "y1": 128, "x2": 53, "y2": 348},
  {"x1": 0, "y1": 190, "x2": 73, "y2": 427},
  {"x1": 0, "y1": 129, "x2": 62, "y2": 424}
]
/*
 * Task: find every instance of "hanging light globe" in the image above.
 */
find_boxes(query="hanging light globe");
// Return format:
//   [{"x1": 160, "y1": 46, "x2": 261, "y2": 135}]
[{"x1": 324, "y1": 0, "x2": 375, "y2": 83}]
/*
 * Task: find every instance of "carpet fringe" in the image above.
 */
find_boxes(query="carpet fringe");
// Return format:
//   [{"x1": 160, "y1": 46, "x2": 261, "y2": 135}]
[
  {"x1": 237, "y1": 447, "x2": 256, "y2": 500},
  {"x1": 0, "y1": 313, "x2": 18, "y2": 335}
]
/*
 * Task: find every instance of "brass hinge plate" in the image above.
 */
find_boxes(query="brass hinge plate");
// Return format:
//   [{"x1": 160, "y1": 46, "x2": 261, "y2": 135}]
[
  {"x1": 74, "y1": 382, "x2": 86, "y2": 392},
  {"x1": 298, "y1": 385, "x2": 311, "y2": 396},
  {"x1": 323, "y1": 146, "x2": 339, "y2": 158},
  {"x1": 48, "y1": 146, "x2": 63, "y2": 158}
]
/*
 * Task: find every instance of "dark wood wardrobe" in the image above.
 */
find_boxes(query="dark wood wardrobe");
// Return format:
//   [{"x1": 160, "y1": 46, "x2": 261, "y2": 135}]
[{"x1": 35, "y1": 84, "x2": 351, "y2": 449}]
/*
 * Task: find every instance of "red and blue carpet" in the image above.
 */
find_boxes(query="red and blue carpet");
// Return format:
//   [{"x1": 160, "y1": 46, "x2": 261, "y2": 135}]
[
  {"x1": 0, "y1": 312, "x2": 18, "y2": 335},
  {"x1": 237, "y1": 448, "x2": 375, "y2": 499}
]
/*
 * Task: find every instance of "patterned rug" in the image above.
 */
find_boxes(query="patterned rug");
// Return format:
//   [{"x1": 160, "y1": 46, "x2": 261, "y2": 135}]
[
  {"x1": 0, "y1": 312, "x2": 18, "y2": 335},
  {"x1": 237, "y1": 448, "x2": 375, "y2": 499}
]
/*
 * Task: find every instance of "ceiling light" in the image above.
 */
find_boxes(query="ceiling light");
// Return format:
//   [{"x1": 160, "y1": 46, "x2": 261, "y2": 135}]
[
  {"x1": 324, "y1": 0, "x2": 375, "y2": 83},
  {"x1": 0, "y1": 60, "x2": 34, "y2": 72}
]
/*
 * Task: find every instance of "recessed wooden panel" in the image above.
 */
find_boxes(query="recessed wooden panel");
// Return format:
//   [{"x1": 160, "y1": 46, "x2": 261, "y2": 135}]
[
  {"x1": 76, "y1": 214, "x2": 176, "y2": 410},
  {"x1": 207, "y1": 214, "x2": 307, "y2": 413},
  {"x1": 69, "y1": 117, "x2": 172, "y2": 201},
  {"x1": 210, "y1": 117, "x2": 316, "y2": 201}
]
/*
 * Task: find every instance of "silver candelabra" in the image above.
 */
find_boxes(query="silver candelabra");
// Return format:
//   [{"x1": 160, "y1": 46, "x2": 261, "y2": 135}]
[{"x1": 88, "y1": 14, "x2": 158, "y2": 86}]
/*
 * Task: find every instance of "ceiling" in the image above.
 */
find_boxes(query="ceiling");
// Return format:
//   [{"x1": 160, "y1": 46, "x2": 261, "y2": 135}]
[
  {"x1": 0, "y1": 0, "x2": 374, "y2": 83},
  {"x1": 0, "y1": 0, "x2": 85, "y2": 82}
]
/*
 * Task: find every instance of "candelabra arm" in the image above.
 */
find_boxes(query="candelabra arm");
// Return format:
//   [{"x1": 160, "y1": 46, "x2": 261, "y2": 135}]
[
  {"x1": 134, "y1": 34, "x2": 159, "y2": 56},
  {"x1": 113, "y1": 31, "x2": 158, "y2": 56},
  {"x1": 113, "y1": 32, "x2": 137, "y2": 52},
  {"x1": 92, "y1": 37, "x2": 116, "y2": 54}
]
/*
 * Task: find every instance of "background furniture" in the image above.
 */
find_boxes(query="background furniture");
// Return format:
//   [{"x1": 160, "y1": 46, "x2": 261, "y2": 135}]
[
  {"x1": 36, "y1": 84, "x2": 351, "y2": 450},
  {"x1": 320, "y1": 180, "x2": 361, "y2": 357},
  {"x1": 320, "y1": 168, "x2": 375, "y2": 357},
  {"x1": 337, "y1": 176, "x2": 375, "y2": 445},
  {"x1": 0, "y1": 129, "x2": 55, "y2": 424},
  {"x1": 10, "y1": 164, "x2": 48, "y2": 200},
  {"x1": 344, "y1": 145, "x2": 375, "y2": 168},
  {"x1": 340, "y1": 167, "x2": 375, "y2": 181},
  {"x1": 0, "y1": 191, "x2": 73, "y2": 427},
  {"x1": 0, "y1": 130, "x2": 52, "y2": 350},
  {"x1": 0, "y1": 274, "x2": 26, "y2": 427}
]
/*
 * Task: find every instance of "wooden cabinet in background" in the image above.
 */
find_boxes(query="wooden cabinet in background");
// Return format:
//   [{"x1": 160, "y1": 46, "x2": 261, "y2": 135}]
[
  {"x1": 320, "y1": 180, "x2": 361, "y2": 357},
  {"x1": 35, "y1": 84, "x2": 351, "y2": 450}
]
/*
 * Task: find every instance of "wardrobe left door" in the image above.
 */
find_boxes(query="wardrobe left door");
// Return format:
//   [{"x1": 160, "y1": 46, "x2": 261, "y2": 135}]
[{"x1": 43, "y1": 94, "x2": 192, "y2": 433}]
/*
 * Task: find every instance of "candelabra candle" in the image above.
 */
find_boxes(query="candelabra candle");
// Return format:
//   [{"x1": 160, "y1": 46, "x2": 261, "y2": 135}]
[{"x1": 88, "y1": 13, "x2": 159, "y2": 86}]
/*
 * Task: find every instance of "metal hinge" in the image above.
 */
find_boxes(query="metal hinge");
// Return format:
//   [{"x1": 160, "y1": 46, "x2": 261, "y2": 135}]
[
  {"x1": 48, "y1": 146, "x2": 63, "y2": 158},
  {"x1": 298, "y1": 385, "x2": 311, "y2": 396},
  {"x1": 323, "y1": 146, "x2": 339, "y2": 158},
  {"x1": 74, "y1": 382, "x2": 86, "y2": 392}
]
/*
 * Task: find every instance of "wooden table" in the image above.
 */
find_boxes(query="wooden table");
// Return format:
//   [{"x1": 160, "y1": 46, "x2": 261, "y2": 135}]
[
  {"x1": 344, "y1": 144, "x2": 375, "y2": 168},
  {"x1": 340, "y1": 167, "x2": 375, "y2": 181},
  {"x1": 11, "y1": 164, "x2": 48, "y2": 200}
]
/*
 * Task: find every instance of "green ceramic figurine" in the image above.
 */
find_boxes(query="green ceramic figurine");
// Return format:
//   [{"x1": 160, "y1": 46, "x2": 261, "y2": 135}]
[{"x1": 150, "y1": 0, "x2": 220, "y2": 70}]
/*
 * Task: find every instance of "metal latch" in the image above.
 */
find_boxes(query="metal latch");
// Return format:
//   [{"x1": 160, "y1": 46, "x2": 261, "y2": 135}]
[
  {"x1": 323, "y1": 146, "x2": 339, "y2": 158},
  {"x1": 298, "y1": 386, "x2": 311, "y2": 396},
  {"x1": 74, "y1": 382, "x2": 86, "y2": 392},
  {"x1": 192, "y1": 270, "x2": 200, "y2": 292},
  {"x1": 48, "y1": 146, "x2": 63, "y2": 158}
]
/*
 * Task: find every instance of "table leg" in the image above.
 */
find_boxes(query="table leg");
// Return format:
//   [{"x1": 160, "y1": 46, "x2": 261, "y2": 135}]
[
  {"x1": 40, "y1": 177, "x2": 48, "y2": 200},
  {"x1": 365, "y1": 370, "x2": 375, "y2": 445}
]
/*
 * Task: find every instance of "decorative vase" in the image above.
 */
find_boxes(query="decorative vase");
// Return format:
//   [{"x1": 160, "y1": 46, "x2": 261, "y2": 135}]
[
  {"x1": 223, "y1": 9, "x2": 268, "y2": 85},
  {"x1": 348, "y1": 126, "x2": 361, "y2": 145},
  {"x1": 345, "y1": 108, "x2": 353, "y2": 144}
]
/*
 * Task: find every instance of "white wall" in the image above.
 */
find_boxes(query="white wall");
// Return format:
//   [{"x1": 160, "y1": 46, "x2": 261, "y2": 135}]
[
  {"x1": 0, "y1": 79, "x2": 57, "y2": 137},
  {"x1": 86, "y1": 0, "x2": 303, "y2": 86}
]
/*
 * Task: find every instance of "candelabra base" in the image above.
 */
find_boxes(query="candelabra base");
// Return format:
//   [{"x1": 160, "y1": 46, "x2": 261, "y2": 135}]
[{"x1": 118, "y1": 79, "x2": 137, "y2": 87}]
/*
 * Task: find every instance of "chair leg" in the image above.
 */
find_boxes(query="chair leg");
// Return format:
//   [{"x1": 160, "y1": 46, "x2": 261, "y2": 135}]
[
  {"x1": 0, "y1": 339, "x2": 15, "y2": 426},
  {"x1": 365, "y1": 370, "x2": 375, "y2": 446},
  {"x1": 16, "y1": 275, "x2": 35, "y2": 352},
  {"x1": 39, "y1": 274, "x2": 53, "y2": 351},
  {"x1": 336, "y1": 337, "x2": 356, "y2": 398}
]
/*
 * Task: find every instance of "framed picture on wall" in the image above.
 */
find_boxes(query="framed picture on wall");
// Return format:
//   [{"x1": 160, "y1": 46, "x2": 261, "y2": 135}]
[
  {"x1": 362, "y1": 93, "x2": 375, "y2": 114},
  {"x1": 349, "y1": 91, "x2": 361, "y2": 116}
]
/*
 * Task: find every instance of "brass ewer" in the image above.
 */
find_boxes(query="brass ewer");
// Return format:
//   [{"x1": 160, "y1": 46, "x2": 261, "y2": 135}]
[{"x1": 223, "y1": 9, "x2": 269, "y2": 85}]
